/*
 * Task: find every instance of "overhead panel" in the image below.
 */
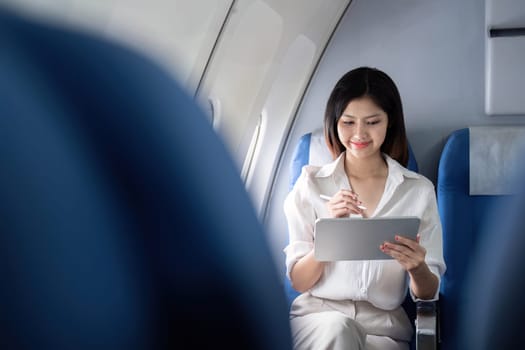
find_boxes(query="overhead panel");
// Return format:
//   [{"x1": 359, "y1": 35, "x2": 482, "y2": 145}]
[{"x1": 485, "y1": 0, "x2": 525, "y2": 115}]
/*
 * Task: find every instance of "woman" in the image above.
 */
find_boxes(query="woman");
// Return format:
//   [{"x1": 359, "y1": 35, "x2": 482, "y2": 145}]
[{"x1": 283, "y1": 67, "x2": 446, "y2": 350}]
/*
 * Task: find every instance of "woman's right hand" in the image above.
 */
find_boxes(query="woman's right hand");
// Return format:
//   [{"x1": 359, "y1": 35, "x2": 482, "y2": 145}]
[{"x1": 325, "y1": 189, "x2": 364, "y2": 218}]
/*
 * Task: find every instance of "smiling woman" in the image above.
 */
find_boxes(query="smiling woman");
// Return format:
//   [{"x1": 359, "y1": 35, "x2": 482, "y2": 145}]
[
  {"x1": 283, "y1": 67, "x2": 445, "y2": 350},
  {"x1": 5, "y1": 1, "x2": 525, "y2": 349}
]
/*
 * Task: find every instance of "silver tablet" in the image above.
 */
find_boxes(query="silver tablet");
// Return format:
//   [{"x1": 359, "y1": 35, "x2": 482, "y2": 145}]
[{"x1": 314, "y1": 216, "x2": 421, "y2": 261}]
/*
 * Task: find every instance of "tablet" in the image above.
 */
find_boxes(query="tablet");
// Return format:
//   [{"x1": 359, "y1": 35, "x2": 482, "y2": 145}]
[{"x1": 314, "y1": 216, "x2": 420, "y2": 261}]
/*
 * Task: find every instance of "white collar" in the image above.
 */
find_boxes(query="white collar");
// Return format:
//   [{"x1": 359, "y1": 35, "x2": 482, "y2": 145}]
[{"x1": 314, "y1": 152, "x2": 420, "y2": 182}]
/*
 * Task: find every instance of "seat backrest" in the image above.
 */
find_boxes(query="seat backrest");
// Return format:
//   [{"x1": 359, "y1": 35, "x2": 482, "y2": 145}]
[
  {"x1": 0, "y1": 8, "x2": 292, "y2": 350},
  {"x1": 459, "y1": 160, "x2": 525, "y2": 350},
  {"x1": 436, "y1": 127, "x2": 524, "y2": 350},
  {"x1": 285, "y1": 128, "x2": 420, "y2": 307}
]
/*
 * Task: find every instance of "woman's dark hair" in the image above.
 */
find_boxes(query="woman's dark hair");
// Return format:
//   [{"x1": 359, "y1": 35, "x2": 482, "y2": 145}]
[{"x1": 323, "y1": 66, "x2": 409, "y2": 167}]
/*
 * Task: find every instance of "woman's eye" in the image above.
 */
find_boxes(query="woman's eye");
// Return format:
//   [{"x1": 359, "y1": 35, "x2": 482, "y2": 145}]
[
  {"x1": 343, "y1": 121, "x2": 354, "y2": 125},
  {"x1": 367, "y1": 120, "x2": 380, "y2": 125}
]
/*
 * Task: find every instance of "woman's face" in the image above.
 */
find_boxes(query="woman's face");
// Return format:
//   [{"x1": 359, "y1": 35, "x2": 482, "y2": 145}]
[{"x1": 337, "y1": 95, "x2": 388, "y2": 160}]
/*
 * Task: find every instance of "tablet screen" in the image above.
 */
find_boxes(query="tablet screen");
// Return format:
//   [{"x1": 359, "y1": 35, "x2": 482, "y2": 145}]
[{"x1": 314, "y1": 216, "x2": 420, "y2": 261}]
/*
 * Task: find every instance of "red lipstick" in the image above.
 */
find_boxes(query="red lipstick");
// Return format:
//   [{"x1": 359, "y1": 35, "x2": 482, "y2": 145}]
[{"x1": 351, "y1": 141, "x2": 370, "y2": 149}]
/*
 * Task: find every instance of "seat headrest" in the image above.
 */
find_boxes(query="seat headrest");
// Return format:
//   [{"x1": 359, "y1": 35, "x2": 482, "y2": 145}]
[
  {"x1": 308, "y1": 128, "x2": 333, "y2": 166},
  {"x1": 298, "y1": 127, "x2": 418, "y2": 172},
  {"x1": 469, "y1": 126, "x2": 525, "y2": 195}
]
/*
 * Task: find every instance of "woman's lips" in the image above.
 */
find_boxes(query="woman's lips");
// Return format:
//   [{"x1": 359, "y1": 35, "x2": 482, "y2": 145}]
[{"x1": 350, "y1": 141, "x2": 370, "y2": 149}]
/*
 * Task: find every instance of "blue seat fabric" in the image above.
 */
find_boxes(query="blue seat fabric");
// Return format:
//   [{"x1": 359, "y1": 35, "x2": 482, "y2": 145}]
[
  {"x1": 436, "y1": 128, "x2": 510, "y2": 350},
  {"x1": 459, "y1": 161, "x2": 525, "y2": 350}
]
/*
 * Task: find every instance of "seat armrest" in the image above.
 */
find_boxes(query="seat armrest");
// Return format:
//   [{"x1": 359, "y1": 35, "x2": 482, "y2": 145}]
[{"x1": 415, "y1": 300, "x2": 438, "y2": 350}]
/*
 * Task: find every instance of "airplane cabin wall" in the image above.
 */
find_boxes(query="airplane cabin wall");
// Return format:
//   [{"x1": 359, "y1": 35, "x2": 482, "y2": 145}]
[
  {"x1": 266, "y1": 0, "x2": 525, "y2": 279},
  {"x1": 5, "y1": 0, "x2": 525, "y2": 283}
]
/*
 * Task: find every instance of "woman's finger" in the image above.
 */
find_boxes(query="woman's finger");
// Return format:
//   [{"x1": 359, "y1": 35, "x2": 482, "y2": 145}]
[{"x1": 394, "y1": 235, "x2": 427, "y2": 255}]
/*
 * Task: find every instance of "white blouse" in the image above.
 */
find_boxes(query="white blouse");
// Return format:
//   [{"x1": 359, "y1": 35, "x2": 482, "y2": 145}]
[{"x1": 283, "y1": 152, "x2": 446, "y2": 310}]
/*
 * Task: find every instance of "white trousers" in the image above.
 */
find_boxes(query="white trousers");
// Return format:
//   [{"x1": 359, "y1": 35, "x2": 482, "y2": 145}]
[{"x1": 289, "y1": 293, "x2": 413, "y2": 350}]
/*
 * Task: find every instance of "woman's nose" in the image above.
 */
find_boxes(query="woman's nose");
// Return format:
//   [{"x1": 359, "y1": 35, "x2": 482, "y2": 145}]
[{"x1": 355, "y1": 121, "x2": 367, "y2": 137}]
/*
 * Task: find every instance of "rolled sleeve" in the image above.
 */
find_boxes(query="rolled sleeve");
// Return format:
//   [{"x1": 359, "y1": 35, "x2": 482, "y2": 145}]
[
  {"x1": 421, "y1": 187, "x2": 447, "y2": 277},
  {"x1": 410, "y1": 185, "x2": 446, "y2": 301},
  {"x1": 283, "y1": 168, "x2": 316, "y2": 279},
  {"x1": 284, "y1": 241, "x2": 313, "y2": 279}
]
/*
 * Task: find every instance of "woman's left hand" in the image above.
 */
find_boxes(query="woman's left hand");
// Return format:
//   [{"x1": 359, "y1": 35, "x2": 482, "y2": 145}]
[
  {"x1": 380, "y1": 234, "x2": 426, "y2": 273},
  {"x1": 381, "y1": 234, "x2": 439, "y2": 300}
]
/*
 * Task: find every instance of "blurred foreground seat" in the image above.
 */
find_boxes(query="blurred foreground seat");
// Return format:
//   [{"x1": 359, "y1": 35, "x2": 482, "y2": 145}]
[{"x1": 0, "y1": 7, "x2": 292, "y2": 350}]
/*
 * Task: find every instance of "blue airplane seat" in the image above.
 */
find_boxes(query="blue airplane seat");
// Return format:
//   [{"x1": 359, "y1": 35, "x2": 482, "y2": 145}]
[
  {"x1": 286, "y1": 128, "x2": 330, "y2": 307},
  {"x1": 285, "y1": 128, "x2": 428, "y2": 349},
  {"x1": 436, "y1": 127, "x2": 521, "y2": 350},
  {"x1": 286, "y1": 128, "x2": 420, "y2": 307},
  {"x1": 459, "y1": 151, "x2": 525, "y2": 350},
  {"x1": 0, "y1": 7, "x2": 292, "y2": 350}
]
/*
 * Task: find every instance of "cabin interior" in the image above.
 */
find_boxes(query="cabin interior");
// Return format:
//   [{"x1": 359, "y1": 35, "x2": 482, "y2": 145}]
[{"x1": 2, "y1": 0, "x2": 525, "y2": 349}]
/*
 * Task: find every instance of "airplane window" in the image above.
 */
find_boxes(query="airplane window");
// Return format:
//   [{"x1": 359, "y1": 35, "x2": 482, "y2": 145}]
[
  {"x1": 197, "y1": 0, "x2": 284, "y2": 173},
  {"x1": 243, "y1": 35, "x2": 316, "y2": 202},
  {"x1": 195, "y1": 0, "x2": 351, "y2": 220}
]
